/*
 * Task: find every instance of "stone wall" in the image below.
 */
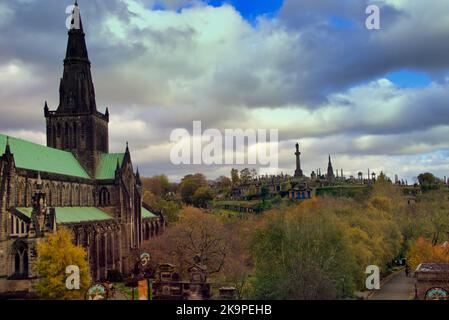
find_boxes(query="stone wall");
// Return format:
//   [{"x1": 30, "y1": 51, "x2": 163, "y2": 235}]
[{"x1": 415, "y1": 271, "x2": 449, "y2": 300}]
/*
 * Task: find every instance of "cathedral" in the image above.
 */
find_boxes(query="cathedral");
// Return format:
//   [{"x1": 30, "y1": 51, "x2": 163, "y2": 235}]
[{"x1": 0, "y1": 3, "x2": 164, "y2": 296}]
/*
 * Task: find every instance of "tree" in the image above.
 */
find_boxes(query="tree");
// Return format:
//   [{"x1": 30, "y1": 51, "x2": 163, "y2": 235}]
[
  {"x1": 231, "y1": 169, "x2": 240, "y2": 186},
  {"x1": 216, "y1": 176, "x2": 232, "y2": 190},
  {"x1": 141, "y1": 175, "x2": 171, "y2": 198},
  {"x1": 143, "y1": 191, "x2": 181, "y2": 224},
  {"x1": 192, "y1": 186, "x2": 214, "y2": 208},
  {"x1": 281, "y1": 182, "x2": 292, "y2": 192},
  {"x1": 240, "y1": 168, "x2": 252, "y2": 184},
  {"x1": 404, "y1": 191, "x2": 449, "y2": 246},
  {"x1": 36, "y1": 228, "x2": 91, "y2": 300},
  {"x1": 244, "y1": 185, "x2": 258, "y2": 200},
  {"x1": 156, "y1": 199, "x2": 181, "y2": 223},
  {"x1": 376, "y1": 171, "x2": 390, "y2": 184},
  {"x1": 250, "y1": 169, "x2": 258, "y2": 180},
  {"x1": 408, "y1": 237, "x2": 449, "y2": 271},
  {"x1": 251, "y1": 205, "x2": 357, "y2": 299},
  {"x1": 417, "y1": 172, "x2": 441, "y2": 191},
  {"x1": 179, "y1": 173, "x2": 208, "y2": 205},
  {"x1": 146, "y1": 208, "x2": 227, "y2": 279},
  {"x1": 250, "y1": 194, "x2": 405, "y2": 299},
  {"x1": 260, "y1": 185, "x2": 270, "y2": 203},
  {"x1": 219, "y1": 216, "x2": 259, "y2": 299},
  {"x1": 142, "y1": 190, "x2": 157, "y2": 208},
  {"x1": 145, "y1": 208, "x2": 260, "y2": 299},
  {"x1": 418, "y1": 173, "x2": 437, "y2": 186}
]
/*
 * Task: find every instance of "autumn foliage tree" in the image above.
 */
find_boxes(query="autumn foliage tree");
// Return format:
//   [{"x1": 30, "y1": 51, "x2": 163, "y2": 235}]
[
  {"x1": 408, "y1": 237, "x2": 449, "y2": 271},
  {"x1": 141, "y1": 175, "x2": 171, "y2": 198},
  {"x1": 141, "y1": 174, "x2": 182, "y2": 223},
  {"x1": 251, "y1": 200, "x2": 357, "y2": 299},
  {"x1": 231, "y1": 169, "x2": 240, "y2": 185},
  {"x1": 192, "y1": 186, "x2": 214, "y2": 208},
  {"x1": 146, "y1": 172, "x2": 449, "y2": 300},
  {"x1": 250, "y1": 191, "x2": 405, "y2": 299},
  {"x1": 145, "y1": 207, "x2": 258, "y2": 298},
  {"x1": 179, "y1": 174, "x2": 208, "y2": 205},
  {"x1": 146, "y1": 207, "x2": 226, "y2": 277},
  {"x1": 36, "y1": 228, "x2": 91, "y2": 300}
]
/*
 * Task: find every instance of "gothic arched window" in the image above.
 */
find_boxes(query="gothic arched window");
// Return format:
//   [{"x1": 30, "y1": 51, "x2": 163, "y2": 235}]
[{"x1": 12, "y1": 241, "x2": 29, "y2": 278}]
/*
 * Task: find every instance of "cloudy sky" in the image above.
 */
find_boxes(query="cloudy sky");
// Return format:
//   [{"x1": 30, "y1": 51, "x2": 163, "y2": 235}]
[{"x1": 1, "y1": 0, "x2": 449, "y2": 182}]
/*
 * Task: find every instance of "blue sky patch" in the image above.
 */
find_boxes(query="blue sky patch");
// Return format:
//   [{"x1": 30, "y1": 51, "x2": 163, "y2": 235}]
[
  {"x1": 386, "y1": 70, "x2": 432, "y2": 88},
  {"x1": 150, "y1": 0, "x2": 284, "y2": 21},
  {"x1": 206, "y1": 0, "x2": 284, "y2": 21},
  {"x1": 385, "y1": 69, "x2": 432, "y2": 88}
]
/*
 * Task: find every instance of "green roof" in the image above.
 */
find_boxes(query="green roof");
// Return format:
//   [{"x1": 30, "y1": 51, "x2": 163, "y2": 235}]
[
  {"x1": 142, "y1": 207, "x2": 157, "y2": 219},
  {"x1": 0, "y1": 134, "x2": 90, "y2": 179},
  {"x1": 95, "y1": 153, "x2": 125, "y2": 180},
  {"x1": 15, "y1": 206, "x2": 156, "y2": 223},
  {"x1": 15, "y1": 207, "x2": 114, "y2": 224}
]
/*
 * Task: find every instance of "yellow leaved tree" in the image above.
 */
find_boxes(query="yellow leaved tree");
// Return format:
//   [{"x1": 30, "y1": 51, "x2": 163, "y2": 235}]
[
  {"x1": 408, "y1": 237, "x2": 449, "y2": 271},
  {"x1": 36, "y1": 228, "x2": 91, "y2": 300}
]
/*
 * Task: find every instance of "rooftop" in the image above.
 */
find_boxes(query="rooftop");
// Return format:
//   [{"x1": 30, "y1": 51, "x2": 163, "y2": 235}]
[
  {"x1": 0, "y1": 134, "x2": 90, "y2": 179},
  {"x1": 14, "y1": 207, "x2": 113, "y2": 224},
  {"x1": 14, "y1": 206, "x2": 157, "y2": 224},
  {"x1": 0, "y1": 133, "x2": 126, "y2": 180},
  {"x1": 95, "y1": 153, "x2": 125, "y2": 180},
  {"x1": 416, "y1": 263, "x2": 449, "y2": 272},
  {"x1": 142, "y1": 207, "x2": 157, "y2": 219}
]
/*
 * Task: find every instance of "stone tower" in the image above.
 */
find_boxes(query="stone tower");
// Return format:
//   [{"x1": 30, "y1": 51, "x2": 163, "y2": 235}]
[
  {"x1": 294, "y1": 142, "x2": 303, "y2": 178},
  {"x1": 44, "y1": 2, "x2": 109, "y2": 176}
]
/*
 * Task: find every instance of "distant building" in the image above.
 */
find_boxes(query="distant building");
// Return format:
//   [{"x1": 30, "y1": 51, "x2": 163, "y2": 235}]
[{"x1": 289, "y1": 185, "x2": 313, "y2": 200}]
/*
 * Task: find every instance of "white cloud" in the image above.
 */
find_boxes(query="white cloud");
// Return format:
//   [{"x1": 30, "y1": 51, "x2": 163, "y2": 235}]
[{"x1": 91, "y1": 1, "x2": 303, "y2": 109}]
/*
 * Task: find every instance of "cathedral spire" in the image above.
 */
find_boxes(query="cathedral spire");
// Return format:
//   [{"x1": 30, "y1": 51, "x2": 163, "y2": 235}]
[
  {"x1": 45, "y1": 2, "x2": 109, "y2": 176},
  {"x1": 58, "y1": 0, "x2": 96, "y2": 113},
  {"x1": 327, "y1": 154, "x2": 335, "y2": 182},
  {"x1": 66, "y1": 1, "x2": 87, "y2": 61}
]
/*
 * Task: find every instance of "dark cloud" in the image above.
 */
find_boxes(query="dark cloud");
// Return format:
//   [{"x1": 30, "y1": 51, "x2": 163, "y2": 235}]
[{"x1": 277, "y1": 0, "x2": 449, "y2": 104}]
